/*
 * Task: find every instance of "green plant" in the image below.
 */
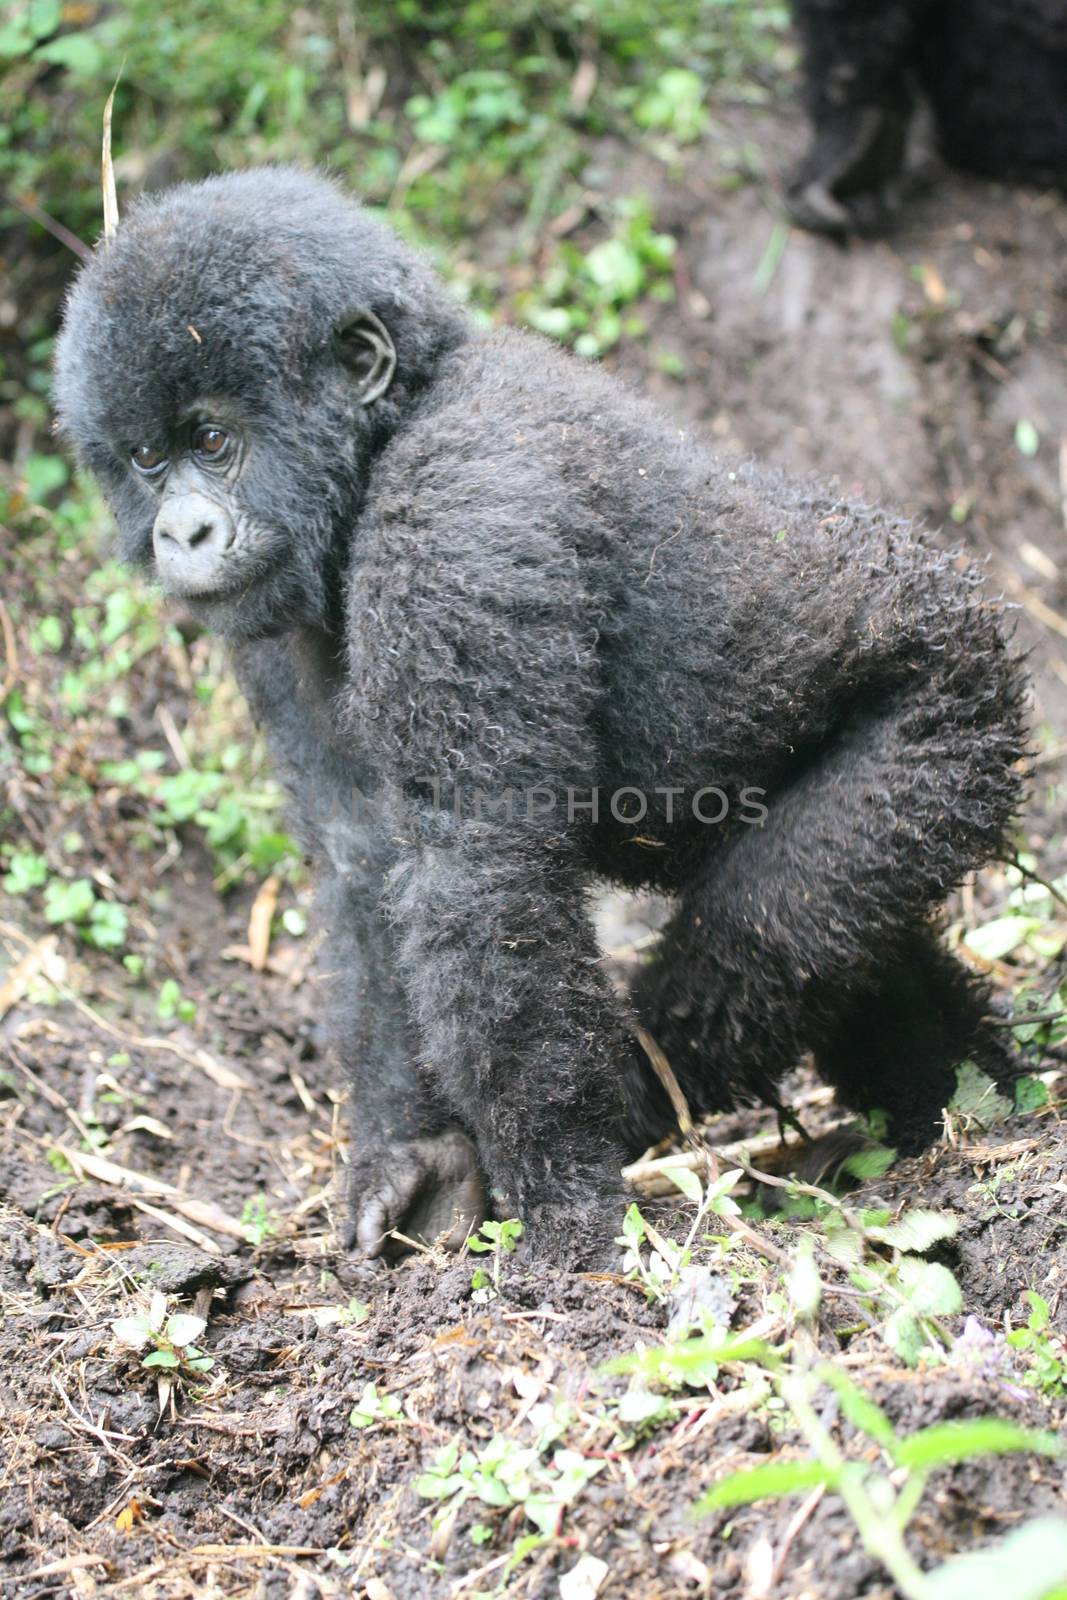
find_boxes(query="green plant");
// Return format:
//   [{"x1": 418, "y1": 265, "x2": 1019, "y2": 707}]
[
  {"x1": 41, "y1": 875, "x2": 128, "y2": 950},
  {"x1": 336, "y1": 1297, "x2": 370, "y2": 1327},
  {"x1": 695, "y1": 1358, "x2": 1063, "y2": 1600},
  {"x1": 632, "y1": 67, "x2": 707, "y2": 143},
  {"x1": 350, "y1": 1381, "x2": 406, "y2": 1429},
  {"x1": 1007, "y1": 1292, "x2": 1067, "y2": 1395},
  {"x1": 617, "y1": 1163, "x2": 743, "y2": 1302},
  {"x1": 756, "y1": 1154, "x2": 966, "y2": 1366},
  {"x1": 467, "y1": 1216, "x2": 523, "y2": 1301},
  {"x1": 415, "y1": 1427, "x2": 605, "y2": 1549},
  {"x1": 1, "y1": 849, "x2": 48, "y2": 894},
  {"x1": 240, "y1": 1193, "x2": 277, "y2": 1246},
  {"x1": 156, "y1": 979, "x2": 197, "y2": 1024},
  {"x1": 111, "y1": 1295, "x2": 214, "y2": 1378},
  {"x1": 520, "y1": 197, "x2": 677, "y2": 357}
]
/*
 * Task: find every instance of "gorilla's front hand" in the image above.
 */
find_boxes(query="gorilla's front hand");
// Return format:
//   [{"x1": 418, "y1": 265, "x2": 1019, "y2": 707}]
[{"x1": 345, "y1": 1127, "x2": 488, "y2": 1258}]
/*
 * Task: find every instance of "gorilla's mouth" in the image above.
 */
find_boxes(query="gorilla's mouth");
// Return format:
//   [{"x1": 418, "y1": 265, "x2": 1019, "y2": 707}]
[{"x1": 157, "y1": 547, "x2": 285, "y2": 608}]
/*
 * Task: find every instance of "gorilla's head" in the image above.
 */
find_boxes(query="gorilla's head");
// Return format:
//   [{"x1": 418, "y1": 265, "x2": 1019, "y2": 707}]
[{"x1": 54, "y1": 167, "x2": 468, "y2": 640}]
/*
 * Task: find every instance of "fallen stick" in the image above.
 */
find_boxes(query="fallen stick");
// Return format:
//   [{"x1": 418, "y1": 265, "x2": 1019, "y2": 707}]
[
  {"x1": 624, "y1": 1125, "x2": 821, "y2": 1198},
  {"x1": 124, "y1": 1195, "x2": 223, "y2": 1253},
  {"x1": 58, "y1": 1146, "x2": 249, "y2": 1241}
]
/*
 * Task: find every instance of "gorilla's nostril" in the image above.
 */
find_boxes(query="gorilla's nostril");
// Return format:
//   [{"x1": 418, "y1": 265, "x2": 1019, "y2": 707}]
[{"x1": 188, "y1": 523, "x2": 215, "y2": 550}]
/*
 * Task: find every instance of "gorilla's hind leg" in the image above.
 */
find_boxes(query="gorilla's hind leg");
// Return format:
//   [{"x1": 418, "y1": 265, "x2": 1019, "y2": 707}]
[{"x1": 631, "y1": 643, "x2": 1024, "y2": 1153}]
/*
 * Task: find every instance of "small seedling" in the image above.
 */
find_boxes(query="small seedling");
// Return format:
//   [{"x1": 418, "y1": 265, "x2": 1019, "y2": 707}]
[
  {"x1": 415, "y1": 1428, "x2": 605, "y2": 1548},
  {"x1": 336, "y1": 1297, "x2": 369, "y2": 1327},
  {"x1": 157, "y1": 978, "x2": 197, "y2": 1023},
  {"x1": 2, "y1": 849, "x2": 48, "y2": 894},
  {"x1": 112, "y1": 1292, "x2": 214, "y2": 1378},
  {"x1": 616, "y1": 1164, "x2": 743, "y2": 1302},
  {"x1": 468, "y1": 1216, "x2": 523, "y2": 1301},
  {"x1": 349, "y1": 1381, "x2": 405, "y2": 1429},
  {"x1": 41, "y1": 876, "x2": 129, "y2": 950},
  {"x1": 240, "y1": 1193, "x2": 277, "y2": 1246},
  {"x1": 1007, "y1": 1292, "x2": 1067, "y2": 1395}
]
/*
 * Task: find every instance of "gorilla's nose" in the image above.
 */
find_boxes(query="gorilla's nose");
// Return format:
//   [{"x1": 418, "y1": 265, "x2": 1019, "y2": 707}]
[{"x1": 153, "y1": 492, "x2": 236, "y2": 596}]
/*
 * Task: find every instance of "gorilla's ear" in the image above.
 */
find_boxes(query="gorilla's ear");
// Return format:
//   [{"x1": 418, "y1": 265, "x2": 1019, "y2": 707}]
[{"x1": 338, "y1": 310, "x2": 396, "y2": 404}]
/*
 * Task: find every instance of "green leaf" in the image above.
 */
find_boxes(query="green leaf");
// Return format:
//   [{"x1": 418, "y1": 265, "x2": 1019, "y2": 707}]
[
  {"x1": 33, "y1": 615, "x2": 64, "y2": 652},
  {"x1": 142, "y1": 1348, "x2": 180, "y2": 1369},
  {"x1": 840, "y1": 1144, "x2": 896, "y2": 1181},
  {"x1": 964, "y1": 915, "x2": 1042, "y2": 962},
  {"x1": 818, "y1": 1368, "x2": 898, "y2": 1453},
  {"x1": 0, "y1": 23, "x2": 35, "y2": 57},
  {"x1": 33, "y1": 29, "x2": 105, "y2": 76},
  {"x1": 349, "y1": 1381, "x2": 383, "y2": 1427},
  {"x1": 524, "y1": 306, "x2": 574, "y2": 340},
  {"x1": 787, "y1": 1236, "x2": 821, "y2": 1320},
  {"x1": 897, "y1": 1257, "x2": 962, "y2": 1317},
  {"x1": 85, "y1": 900, "x2": 128, "y2": 950},
  {"x1": 925, "y1": 1515, "x2": 1067, "y2": 1600},
  {"x1": 1025, "y1": 1291, "x2": 1051, "y2": 1331},
  {"x1": 43, "y1": 877, "x2": 95, "y2": 925},
  {"x1": 617, "y1": 1203, "x2": 646, "y2": 1250},
  {"x1": 617, "y1": 1388, "x2": 673, "y2": 1427},
  {"x1": 24, "y1": 454, "x2": 68, "y2": 504},
  {"x1": 415, "y1": 1471, "x2": 465, "y2": 1500},
  {"x1": 663, "y1": 1165, "x2": 703, "y2": 1206},
  {"x1": 949, "y1": 1061, "x2": 1013, "y2": 1128},
  {"x1": 585, "y1": 238, "x2": 644, "y2": 303},
  {"x1": 496, "y1": 1218, "x2": 524, "y2": 1252},
  {"x1": 1015, "y1": 418, "x2": 1041, "y2": 458},
  {"x1": 111, "y1": 1315, "x2": 153, "y2": 1350},
  {"x1": 896, "y1": 1418, "x2": 1061, "y2": 1471},
  {"x1": 165, "y1": 1314, "x2": 207, "y2": 1348},
  {"x1": 29, "y1": 0, "x2": 63, "y2": 38},
  {"x1": 693, "y1": 1457, "x2": 834, "y2": 1513},
  {"x1": 884, "y1": 1307, "x2": 925, "y2": 1365},
  {"x1": 706, "y1": 1168, "x2": 743, "y2": 1213},
  {"x1": 1015, "y1": 1077, "x2": 1050, "y2": 1113},
  {"x1": 2, "y1": 850, "x2": 49, "y2": 895},
  {"x1": 867, "y1": 1209, "x2": 959, "y2": 1252}
]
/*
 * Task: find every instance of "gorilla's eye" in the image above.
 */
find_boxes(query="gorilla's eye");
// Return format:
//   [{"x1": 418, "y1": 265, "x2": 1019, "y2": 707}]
[
  {"x1": 131, "y1": 444, "x2": 166, "y2": 474},
  {"x1": 193, "y1": 425, "x2": 230, "y2": 460}
]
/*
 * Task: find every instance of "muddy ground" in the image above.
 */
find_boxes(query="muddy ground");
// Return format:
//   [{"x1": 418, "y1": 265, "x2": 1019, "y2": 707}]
[{"x1": 3, "y1": 91, "x2": 1067, "y2": 1600}]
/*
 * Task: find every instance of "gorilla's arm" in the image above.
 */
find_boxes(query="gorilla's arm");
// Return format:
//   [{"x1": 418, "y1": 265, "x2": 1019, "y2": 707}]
[
  {"x1": 233, "y1": 635, "x2": 489, "y2": 1256},
  {"x1": 788, "y1": 0, "x2": 919, "y2": 232},
  {"x1": 342, "y1": 441, "x2": 638, "y2": 1256}
]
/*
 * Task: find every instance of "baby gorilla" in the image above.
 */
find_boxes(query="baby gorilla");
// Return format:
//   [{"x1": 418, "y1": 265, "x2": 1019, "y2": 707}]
[
  {"x1": 54, "y1": 169, "x2": 1027, "y2": 1262},
  {"x1": 789, "y1": 0, "x2": 1067, "y2": 233}
]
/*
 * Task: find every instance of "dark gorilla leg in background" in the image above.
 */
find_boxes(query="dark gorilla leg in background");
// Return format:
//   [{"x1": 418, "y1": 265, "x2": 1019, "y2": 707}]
[
  {"x1": 789, "y1": 0, "x2": 1067, "y2": 233},
  {"x1": 788, "y1": 0, "x2": 918, "y2": 233},
  {"x1": 633, "y1": 690, "x2": 1022, "y2": 1153}
]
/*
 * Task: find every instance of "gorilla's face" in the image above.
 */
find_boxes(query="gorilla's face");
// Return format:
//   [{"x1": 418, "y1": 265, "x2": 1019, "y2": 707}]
[
  {"x1": 53, "y1": 168, "x2": 461, "y2": 642},
  {"x1": 56, "y1": 301, "x2": 396, "y2": 642},
  {"x1": 126, "y1": 407, "x2": 267, "y2": 606},
  {"x1": 89, "y1": 310, "x2": 396, "y2": 641}
]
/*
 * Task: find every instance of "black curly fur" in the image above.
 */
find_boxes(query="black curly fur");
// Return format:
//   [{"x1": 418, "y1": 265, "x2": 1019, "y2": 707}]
[
  {"x1": 788, "y1": 0, "x2": 1067, "y2": 231},
  {"x1": 54, "y1": 169, "x2": 1029, "y2": 1259}
]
